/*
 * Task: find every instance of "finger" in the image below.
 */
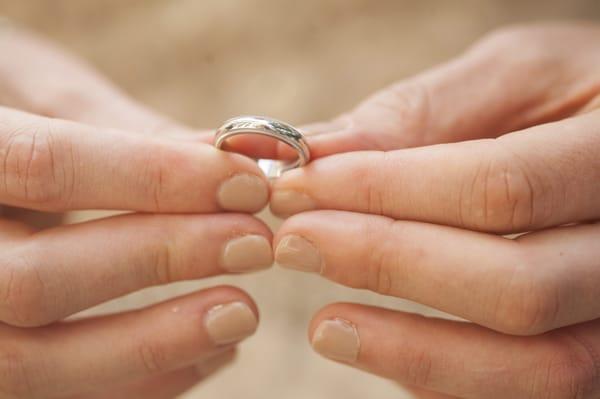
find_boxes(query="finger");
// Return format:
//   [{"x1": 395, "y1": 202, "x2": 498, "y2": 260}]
[
  {"x1": 208, "y1": 119, "x2": 354, "y2": 161},
  {"x1": 0, "y1": 27, "x2": 199, "y2": 136},
  {"x1": 402, "y1": 385, "x2": 459, "y2": 399},
  {"x1": 0, "y1": 212, "x2": 272, "y2": 327},
  {"x1": 0, "y1": 217, "x2": 33, "y2": 241},
  {"x1": 227, "y1": 24, "x2": 600, "y2": 159},
  {"x1": 75, "y1": 349, "x2": 236, "y2": 399},
  {"x1": 0, "y1": 286, "x2": 258, "y2": 399},
  {"x1": 0, "y1": 107, "x2": 268, "y2": 213},
  {"x1": 271, "y1": 110, "x2": 600, "y2": 233},
  {"x1": 275, "y1": 211, "x2": 600, "y2": 335},
  {"x1": 218, "y1": 133, "x2": 290, "y2": 160},
  {"x1": 579, "y1": 93, "x2": 600, "y2": 114},
  {"x1": 310, "y1": 304, "x2": 600, "y2": 398}
]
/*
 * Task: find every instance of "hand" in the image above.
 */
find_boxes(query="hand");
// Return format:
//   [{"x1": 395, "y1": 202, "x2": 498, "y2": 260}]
[
  {"x1": 0, "y1": 27, "x2": 272, "y2": 398},
  {"x1": 0, "y1": 25, "x2": 207, "y2": 137},
  {"x1": 271, "y1": 23, "x2": 600, "y2": 398},
  {"x1": 0, "y1": 23, "x2": 215, "y2": 229}
]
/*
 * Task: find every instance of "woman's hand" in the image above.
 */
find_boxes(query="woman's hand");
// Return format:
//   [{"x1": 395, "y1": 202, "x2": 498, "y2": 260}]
[
  {"x1": 271, "y1": 23, "x2": 600, "y2": 398},
  {"x1": 0, "y1": 28, "x2": 273, "y2": 398},
  {"x1": 0, "y1": 23, "x2": 217, "y2": 229},
  {"x1": 0, "y1": 25, "x2": 205, "y2": 137}
]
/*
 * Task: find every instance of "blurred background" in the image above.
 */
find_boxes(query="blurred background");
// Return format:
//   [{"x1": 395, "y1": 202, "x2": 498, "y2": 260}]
[{"x1": 1, "y1": 1, "x2": 599, "y2": 398}]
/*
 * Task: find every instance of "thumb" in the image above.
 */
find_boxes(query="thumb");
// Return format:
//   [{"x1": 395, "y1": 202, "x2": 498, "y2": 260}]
[
  {"x1": 0, "y1": 26, "x2": 206, "y2": 139},
  {"x1": 226, "y1": 24, "x2": 600, "y2": 160}
]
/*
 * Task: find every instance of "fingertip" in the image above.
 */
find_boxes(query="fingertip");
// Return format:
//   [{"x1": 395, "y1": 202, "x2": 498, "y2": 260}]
[
  {"x1": 309, "y1": 303, "x2": 361, "y2": 337},
  {"x1": 183, "y1": 143, "x2": 271, "y2": 213},
  {"x1": 215, "y1": 213, "x2": 273, "y2": 273},
  {"x1": 198, "y1": 286, "x2": 260, "y2": 347},
  {"x1": 274, "y1": 211, "x2": 356, "y2": 274},
  {"x1": 220, "y1": 134, "x2": 281, "y2": 160},
  {"x1": 220, "y1": 212, "x2": 273, "y2": 239},
  {"x1": 269, "y1": 189, "x2": 316, "y2": 218},
  {"x1": 274, "y1": 233, "x2": 322, "y2": 274},
  {"x1": 274, "y1": 210, "x2": 344, "y2": 238},
  {"x1": 221, "y1": 234, "x2": 273, "y2": 273},
  {"x1": 309, "y1": 303, "x2": 362, "y2": 364},
  {"x1": 217, "y1": 171, "x2": 270, "y2": 214},
  {"x1": 107, "y1": 137, "x2": 272, "y2": 213},
  {"x1": 197, "y1": 285, "x2": 260, "y2": 322}
]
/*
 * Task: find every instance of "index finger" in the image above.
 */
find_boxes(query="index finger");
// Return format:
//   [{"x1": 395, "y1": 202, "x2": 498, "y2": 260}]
[
  {"x1": 271, "y1": 111, "x2": 600, "y2": 233},
  {"x1": 0, "y1": 107, "x2": 268, "y2": 213}
]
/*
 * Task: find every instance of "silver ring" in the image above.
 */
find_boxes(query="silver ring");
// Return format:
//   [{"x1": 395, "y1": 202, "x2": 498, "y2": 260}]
[{"x1": 214, "y1": 116, "x2": 310, "y2": 178}]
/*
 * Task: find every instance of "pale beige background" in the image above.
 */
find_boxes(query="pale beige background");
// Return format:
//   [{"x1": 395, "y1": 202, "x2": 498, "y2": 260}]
[{"x1": 1, "y1": 1, "x2": 599, "y2": 398}]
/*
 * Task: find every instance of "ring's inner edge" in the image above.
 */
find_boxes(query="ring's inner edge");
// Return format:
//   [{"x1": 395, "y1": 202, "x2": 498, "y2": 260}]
[{"x1": 215, "y1": 129, "x2": 304, "y2": 178}]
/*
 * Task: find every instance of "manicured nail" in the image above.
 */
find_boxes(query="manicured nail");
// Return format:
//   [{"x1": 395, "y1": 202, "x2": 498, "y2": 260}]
[
  {"x1": 221, "y1": 235, "x2": 273, "y2": 273},
  {"x1": 204, "y1": 302, "x2": 258, "y2": 345},
  {"x1": 269, "y1": 190, "x2": 316, "y2": 217},
  {"x1": 218, "y1": 174, "x2": 269, "y2": 212},
  {"x1": 312, "y1": 318, "x2": 360, "y2": 363},
  {"x1": 275, "y1": 235, "x2": 322, "y2": 273}
]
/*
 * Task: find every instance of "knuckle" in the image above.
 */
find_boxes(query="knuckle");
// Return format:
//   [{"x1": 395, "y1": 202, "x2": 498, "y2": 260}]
[
  {"x1": 528, "y1": 336, "x2": 599, "y2": 399},
  {"x1": 366, "y1": 245, "x2": 395, "y2": 296},
  {"x1": 136, "y1": 147, "x2": 168, "y2": 213},
  {"x1": 149, "y1": 239, "x2": 177, "y2": 285},
  {"x1": 474, "y1": 24, "x2": 545, "y2": 54},
  {"x1": 0, "y1": 254, "x2": 51, "y2": 327},
  {"x1": 402, "y1": 348, "x2": 433, "y2": 387},
  {"x1": 492, "y1": 251, "x2": 560, "y2": 335},
  {"x1": 478, "y1": 25, "x2": 529, "y2": 46},
  {"x1": 0, "y1": 344, "x2": 35, "y2": 399},
  {"x1": 0, "y1": 122, "x2": 75, "y2": 209},
  {"x1": 495, "y1": 283, "x2": 559, "y2": 336},
  {"x1": 354, "y1": 80, "x2": 431, "y2": 148},
  {"x1": 469, "y1": 24, "x2": 564, "y2": 84},
  {"x1": 136, "y1": 340, "x2": 169, "y2": 374},
  {"x1": 461, "y1": 141, "x2": 542, "y2": 232},
  {"x1": 31, "y1": 87, "x2": 92, "y2": 120},
  {"x1": 360, "y1": 152, "x2": 395, "y2": 216},
  {"x1": 131, "y1": 221, "x2": 192, "y2": 286},
  {"x1": 365, "y1": 220, "x2": 402, "y2": 296}
]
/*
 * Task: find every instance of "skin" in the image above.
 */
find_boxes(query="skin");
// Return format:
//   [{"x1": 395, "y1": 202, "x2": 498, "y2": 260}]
[
  {"x1": 271, "y1": 23, "x2": 600, "y2": 398},
  {"x1": 0, "y1": 27, "x2": 270, "y2": 398},
  {"x1": 4, "y1": 20, "x2": 600, "y2": 399}
]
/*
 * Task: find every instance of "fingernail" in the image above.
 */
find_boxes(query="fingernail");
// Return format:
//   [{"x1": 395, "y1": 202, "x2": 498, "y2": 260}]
[
  {"x1": 204, "y1": 302, "x2": 258, "y2": 345},
  {"x1": 275, "y1": 235, "x2": 322, "y2": 273},
  {"x1": 221, "y1": 235, "x2": 273, "y2": 273},
  {"x1": 269, "y1": 190, "x2": 316, "y2": 217},
  {"x1": 218, "y1": 174, "x2": 269, "y2": 213},
  {"x1": 312, "y1": 318, "x2": 360, "y2": 363}
]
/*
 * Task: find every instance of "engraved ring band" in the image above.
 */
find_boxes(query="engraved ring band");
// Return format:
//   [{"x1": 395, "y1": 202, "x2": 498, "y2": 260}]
[{"x1": 214, "y1": 116, "x2": 311, "y2": 178}]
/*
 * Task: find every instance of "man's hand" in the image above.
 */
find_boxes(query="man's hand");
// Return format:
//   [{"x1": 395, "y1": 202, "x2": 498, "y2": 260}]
[
  {"x1": 0, "y1": 27, "x2": 273, "y2": 399},
  {"x1": 272, "y1": 23, "x2": 600, "y2": 398}
]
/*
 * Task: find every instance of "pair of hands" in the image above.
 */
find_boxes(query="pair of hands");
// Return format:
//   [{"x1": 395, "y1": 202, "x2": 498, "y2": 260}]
[{"x1": 0, "y1": 22, "x2": 599, "y2": 399}]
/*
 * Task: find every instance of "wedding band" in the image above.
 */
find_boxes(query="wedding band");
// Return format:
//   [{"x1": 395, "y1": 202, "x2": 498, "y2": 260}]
[{"x1": 214, "y1": 116, "x2": 310, "y2": 178}]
